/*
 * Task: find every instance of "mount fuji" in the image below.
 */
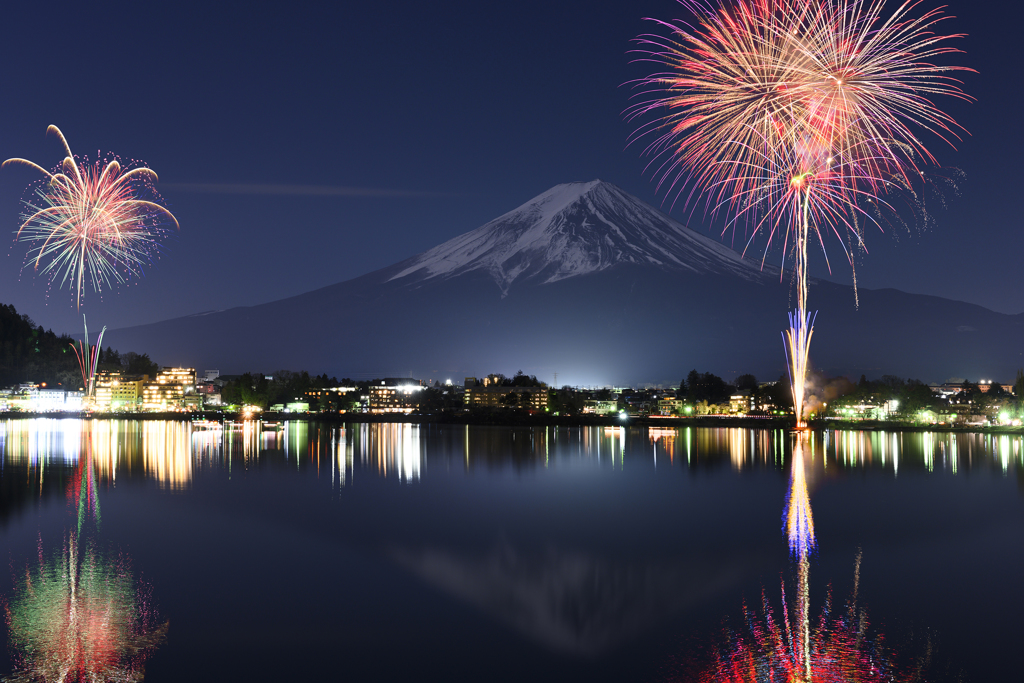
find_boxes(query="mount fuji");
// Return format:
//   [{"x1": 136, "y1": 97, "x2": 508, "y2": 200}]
[
  {"x1": 108, "y1": 180, "x2": 1024, "y2": 385},
  {"x1": 386, "y1": 180, "x2": 769, "y2": 294}
]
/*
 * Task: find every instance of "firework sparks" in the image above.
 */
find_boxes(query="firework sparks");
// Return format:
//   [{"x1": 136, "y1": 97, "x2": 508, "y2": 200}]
[
  {"x1": 786, "y1": 436, "x2": 815, "y2": 680},
  {"x1": 627, "y1": 0, "x2": 970, "y2": 424},
  {"x1": 4, "y1": 125, "x2": 178, "y2": 309},
  {"x1": 70, "y1": 316, "x2": 106, "y2": 397},
  {"x1": 3, "y1": 439, "x2": 166, "y2": 682},
  {"x1": 696, "y1": 576, "x2": 894, "y2": 683},
  {"x1": 689, "y1": 438, "x2": 909, "y2": 683},
  {"x1": 4, "y1": 535, "x2": 167, "y2": 683}
]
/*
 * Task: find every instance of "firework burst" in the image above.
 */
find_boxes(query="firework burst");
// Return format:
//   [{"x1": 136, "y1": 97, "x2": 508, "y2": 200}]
[
  {"x1": 4, "y1": 125, "x2": 178, "y2": 309},
  {"x1": 627, "y1": 0, "x2": 970, "y2": 424}
]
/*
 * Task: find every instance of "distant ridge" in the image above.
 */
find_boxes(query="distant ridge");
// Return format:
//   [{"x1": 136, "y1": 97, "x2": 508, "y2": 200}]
[{"x1": 107, "y1": 180, "x2": 1024, "y2": 385}]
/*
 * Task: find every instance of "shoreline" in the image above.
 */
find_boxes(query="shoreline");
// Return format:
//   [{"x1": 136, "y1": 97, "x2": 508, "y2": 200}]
[{"x1": 2, "y1": 410, "x2": 1020, "y2": 434}]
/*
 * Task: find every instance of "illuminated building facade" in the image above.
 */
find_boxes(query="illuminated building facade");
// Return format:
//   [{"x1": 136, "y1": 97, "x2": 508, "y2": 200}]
[
  {"x1": 181, "y1": 394, "x2": 204, "y2": 411},
  {"x1": 268, "y1": 401, "x2": 310, "y2": 412},
  {"x1": 583, "y1": 399, "x2": 618, "y2": 415},
  {"x1": 657, "y1": 398, "x2": 683, "y2": 415},
  {"x1": 93, "y1": 372, "x2": 146, "y2": 411},
  {"x1": 465, "y1": 385, "x2": 548, "y2": 411},
  {"x1": 729, "y1": 393, "x2": 752, "y2": 414},
  {"x1": 305, "y1": 386, "x2": 360, "y2": 412},
  {"x1": 1, "y1": 386, "x2": 84, "y2": 412},
  {"x1": 368, "y1": 379, "x2": 423, "y2": 413},
  {"x1": 195, "y1": 381, "x2": 221, "y2": 405},
  {"x1": 142, "y1": 367, "x2": 197, "y2": 411}
]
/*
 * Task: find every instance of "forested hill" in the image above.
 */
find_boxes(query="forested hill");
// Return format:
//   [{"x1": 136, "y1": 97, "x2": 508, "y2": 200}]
[
  {"x1": 0, "y1": 303, "x2": 159, "y2": 389},
  {"x1": 0, "y1": 304, "x2": 79, "y2": 388}
]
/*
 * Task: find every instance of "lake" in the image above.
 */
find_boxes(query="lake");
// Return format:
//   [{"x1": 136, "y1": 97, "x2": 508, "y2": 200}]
[{"x1": 0, "y1": 419, "x2": 1020, "y2": 681}]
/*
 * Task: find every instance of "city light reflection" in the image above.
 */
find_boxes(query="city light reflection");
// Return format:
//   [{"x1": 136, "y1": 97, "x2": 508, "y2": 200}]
[
  {"x1": 695, "y1": 433, "x2": 906, "y2": 683},
  {"x1": 1, "y1": 418, "x2": 82, "y2": 466},
  {"x1": 4, "y1": 435, "x2": 166, "y2": 681},
  {"x1": 332, "y1": 428, "x2": 354, "y2": 487},
  {"x1": 583, "y1": 426, "x2": 626, "y2": 466},
  {"x1": 649, "y1": 427, "x2": 677, "y2": 465},
  {"x1": 1, "y1": 420, "x2": 1021, "y2": 491},
  {"x1": 355, "y1": 423, "x2": 421, "y2": 481},
  {"x1": 142, "y1": 421, "x2": 192, "y2": 489}
]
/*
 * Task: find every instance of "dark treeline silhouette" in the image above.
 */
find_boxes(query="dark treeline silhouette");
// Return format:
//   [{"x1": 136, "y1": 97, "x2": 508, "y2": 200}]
[
  {"x1": 0, "y1": 304, "x2": 79, "y2": 388},
  {"x1": 96, "y1": 347, "x2": 160, "y2": 378},
  {"x1": 463, "y1": 371, "x2": 544, "y2": 388},
  {"x1": 220, "y1": 371, "x2": 353, "y2": 410},
  {"x1": 680, "y1": 369, "x2": 792, "y2": 411},
  {"x1": 0, "y1": 303, "x2": 158, "y2": 389}
]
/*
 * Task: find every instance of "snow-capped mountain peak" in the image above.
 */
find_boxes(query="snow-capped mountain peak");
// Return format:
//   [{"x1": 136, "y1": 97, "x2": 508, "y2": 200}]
[{"x1": 388, "y1": 180, "x2": 768, "y2": 295}]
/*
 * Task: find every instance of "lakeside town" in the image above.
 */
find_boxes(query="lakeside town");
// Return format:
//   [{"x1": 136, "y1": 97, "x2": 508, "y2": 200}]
[{"x1": 4, "y1": 364, "x2": 1023, "y2": 427}]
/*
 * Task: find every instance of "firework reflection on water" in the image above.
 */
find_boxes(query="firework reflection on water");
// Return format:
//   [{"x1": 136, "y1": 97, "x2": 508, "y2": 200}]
[
  {"x1": 685, "y1": 434, "x2": 919, "y2": 683},
  {"x1": 3, "y1": 432, "x2": 166, "y2": 682}
]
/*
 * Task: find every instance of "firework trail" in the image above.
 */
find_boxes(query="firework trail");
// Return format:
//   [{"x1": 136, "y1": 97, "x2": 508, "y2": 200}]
[
  {"x1": 70, "y1": 315, "x2": 106, "y2": 397},
  {"x1": 4, "y1": 125, "x2": 178, "y2": 309},
  {"x1": 627, "y1": 0, "x2": 970, "y2": 425}
]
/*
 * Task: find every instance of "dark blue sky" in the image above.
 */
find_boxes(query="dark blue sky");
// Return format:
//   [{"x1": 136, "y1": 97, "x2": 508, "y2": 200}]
[{"x1": 0, "y1": 0, "x2": 1018, "y2": 337}]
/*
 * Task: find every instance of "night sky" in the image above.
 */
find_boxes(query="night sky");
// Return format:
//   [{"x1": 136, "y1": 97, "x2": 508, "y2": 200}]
[{"x1": 0, "y1": 0, "x2": 1018, "y2": 338}]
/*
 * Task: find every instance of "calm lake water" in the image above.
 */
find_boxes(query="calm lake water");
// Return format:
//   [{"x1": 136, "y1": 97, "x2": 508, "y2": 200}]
[{"x1": 0, "y1": 419, "x2": 1020, "y2": 682}]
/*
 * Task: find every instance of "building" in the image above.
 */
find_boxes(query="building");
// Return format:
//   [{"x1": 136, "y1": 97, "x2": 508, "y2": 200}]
[
  {"x1": 93, "y1": 372, "x2": 146, "y2": 411},
  {"x1": 142, "y1": 367, "x2": 197, "y2": 411},
  {"x1": 583, "y1": 399, "x2": 619, "y2": 415},
  {"x1": 3, "y1": 385, "x2": 84, "y2": 412},
  {"x1": 657, "y1": 398, "x2": 684, "y2": 416},
  {"x1": 930, "y1": 381, "x2": 1014, "y2": 398},
  {"x1": 831, "y1": 398, "x2": 901, "y2": 420},
  {"x1": 305, "y1": 386, "x2": 360, "y2": 412},
  {"x1": 368, "y1": 379, "x2": 423, "y2": 413},
  {"x1": 729, "y1": 392, "x2": 752, "y2": 414},
  {"x1": 977, "y1": 380, "x2": 1014, "y2": 394},
  {"x1": 195, "y1": 381, "x2": 221, "y2": 406},
  {"x1": 464, "y1": 384, "x2": 548, "y2": 411},
  {"x1": 181, "y1": 394, "x2": 204, "y2": 411},
  {"x1": 268, "y1": 401, "x2": 310, "y2": 412}
]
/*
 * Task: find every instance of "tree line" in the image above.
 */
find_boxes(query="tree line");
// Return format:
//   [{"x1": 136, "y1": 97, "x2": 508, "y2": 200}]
[
  {"x1": 0, "y1": 303, "x2": 159, "y2": 389},
  {"x1": 220, "y1": 371, "x2": 356, "y2": 410},
  {"x1": 679, "y1": 369, "x2": 792, "y2": 413}
]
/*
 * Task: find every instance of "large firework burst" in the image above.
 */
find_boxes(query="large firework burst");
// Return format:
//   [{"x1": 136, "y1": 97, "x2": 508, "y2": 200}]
[
  {"x1": 627, "y1": 0, "x2": 969, "y2": 424},
  {"x1": 4, "y1": 125, "x2": 178, "y2": 309}
]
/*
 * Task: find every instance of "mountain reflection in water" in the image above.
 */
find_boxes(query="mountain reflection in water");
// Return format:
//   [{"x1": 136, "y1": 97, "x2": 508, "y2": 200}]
[
  {"x1": 392, "y1": 543, "x2": 744, "y2": 656},
  {"x1": 0, "y1": 419, "x2": 1020, "y2": 682}
]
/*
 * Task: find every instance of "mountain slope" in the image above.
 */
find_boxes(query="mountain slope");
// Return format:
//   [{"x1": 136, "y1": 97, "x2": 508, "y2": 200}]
[
  {"x1": 106, "y1": 181, "x2": 1024, "y2": 385},
  {"x1": 388, "y1": 180, "x2": 769, "y2": 294}
]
